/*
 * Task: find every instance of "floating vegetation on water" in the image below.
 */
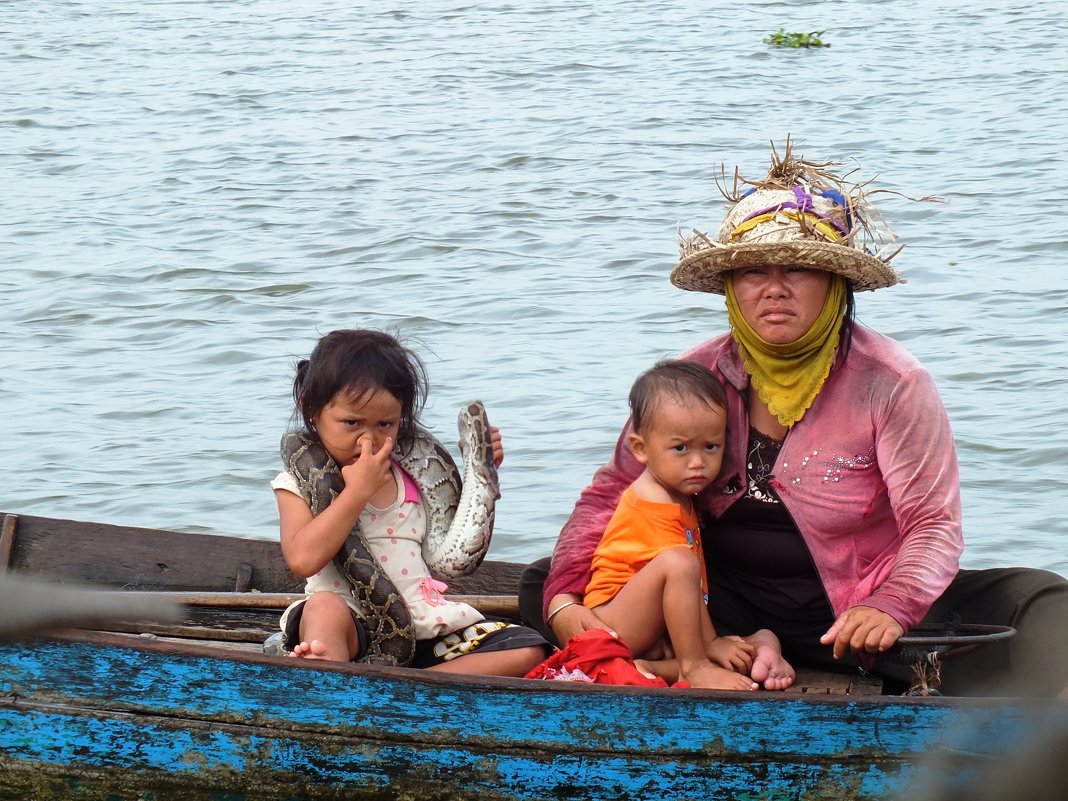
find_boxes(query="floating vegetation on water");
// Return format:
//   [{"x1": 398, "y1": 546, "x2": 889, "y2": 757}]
[{"x1": 763, "y1": 29, "x2": 830, "y2": 48}]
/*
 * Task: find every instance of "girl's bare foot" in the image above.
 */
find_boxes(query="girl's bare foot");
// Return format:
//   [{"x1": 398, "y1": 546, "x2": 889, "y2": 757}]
[
  {"x1": 289, "y1": 639, "x2": 331, "y2": 661},
  {"x1": 750, "y1": 644, "x2": 795, "y2": 690},
  {"x1": 682, "y1": 661, "x2": 758, "y2": 691}
]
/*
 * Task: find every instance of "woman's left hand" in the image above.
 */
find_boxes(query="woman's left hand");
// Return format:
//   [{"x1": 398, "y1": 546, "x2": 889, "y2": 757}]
[{"x1": 820, "y1": 605, "x2": 903, "y2": 659}]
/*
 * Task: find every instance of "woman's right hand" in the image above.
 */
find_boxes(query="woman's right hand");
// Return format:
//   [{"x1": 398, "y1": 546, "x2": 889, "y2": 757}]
[
  {"x1": 548, "y1": 594, "x2": 615, "y2": 644},
  {"x1": 820, "y1": 604, "x2": 904, "y2": 659}
]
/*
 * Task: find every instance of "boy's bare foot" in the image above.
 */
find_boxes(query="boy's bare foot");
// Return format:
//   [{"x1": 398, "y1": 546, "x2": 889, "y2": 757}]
[
  {"x1": 750, "y1": 644, "x2": 795, "y2": 690},
  {"x1": 289, "y1": 639, "x2": 331, "y2": 661},
  {"x1": 682, "y1": 661, "x2": 758, "y2": 691}
]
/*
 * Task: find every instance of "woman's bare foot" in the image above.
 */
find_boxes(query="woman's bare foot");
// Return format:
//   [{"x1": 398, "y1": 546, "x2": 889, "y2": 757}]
[
  {"x1": 750, "y1": 643, "x2": 795, "y2": 690},
  {"x1": 289, "y1": 639, "x2": 331, "y2": 661},
  {"x1": 681, "y1": 660, "x2": 758, "y2": 691}
]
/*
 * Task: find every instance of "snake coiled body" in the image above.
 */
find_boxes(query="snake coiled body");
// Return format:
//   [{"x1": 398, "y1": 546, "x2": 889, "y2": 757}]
[
  {"x1": 417, "y1": 401, "x2": 500, "y2": 578},
  {"x1": 281, "y1": 400, "x2": 500, "y2": 666}
]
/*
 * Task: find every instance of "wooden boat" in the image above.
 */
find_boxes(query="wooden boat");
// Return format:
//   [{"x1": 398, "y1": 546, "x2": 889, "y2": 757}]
[{"x1": 0, "y1": 511, "x2": 1065, "y2": 801}]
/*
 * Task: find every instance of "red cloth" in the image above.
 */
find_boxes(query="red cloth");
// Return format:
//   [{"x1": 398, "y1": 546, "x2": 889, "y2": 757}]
[{"x1": 524, "y1": 629, "x2": 688, "y2": 688}]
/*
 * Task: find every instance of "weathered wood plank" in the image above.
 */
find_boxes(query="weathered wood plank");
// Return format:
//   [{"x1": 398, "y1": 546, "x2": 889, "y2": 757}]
[
  {"x1": 120, "y1": 632, "x2": 266, "y2": 655},
  {"x1": 0, "y1": 515, "x2": 17, "y2": 571},
  {"x1": 849, "y1": 671, "x2": 887, "y2": 696},
  {"x1": 0, "y1": 697, "x2": 917, "y2": 801},
  {"x1": 151, "y1": 589, "x2": 518, "y2": 616},
  {"x1": 788, "y1": 667, "x2": 854, "y2": 695},
  {"x1": 0, "y1": 512, "x2": 526, "y2": 595},
  {"x1": 86, "y1": 593, "x2": 520, "y2": 645},
  {"x1": 784, "y1": 668, "x2": 885, "y2": 696},
  {"x1": 4, "y1": 513, "x2": 300, "y2": 592}
]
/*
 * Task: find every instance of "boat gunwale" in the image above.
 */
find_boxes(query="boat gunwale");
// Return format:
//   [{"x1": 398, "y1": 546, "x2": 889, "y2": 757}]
[{"x1": 24, "y1": 628, "x2": 1040, "y2": 710}]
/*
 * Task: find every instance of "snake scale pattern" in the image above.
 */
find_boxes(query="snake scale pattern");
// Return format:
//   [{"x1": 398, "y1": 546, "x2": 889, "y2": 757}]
[{"x1": 281, "y1": 400, "x2": 500, "y2": 666}]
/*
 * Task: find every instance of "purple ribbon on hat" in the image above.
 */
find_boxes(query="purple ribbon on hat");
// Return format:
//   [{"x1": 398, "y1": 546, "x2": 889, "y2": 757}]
[{"x1": 740, "y1": 186, "x2": 850, "y2": 234}]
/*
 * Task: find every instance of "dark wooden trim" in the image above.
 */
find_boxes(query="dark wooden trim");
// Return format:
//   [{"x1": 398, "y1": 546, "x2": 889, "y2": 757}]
[
  {"x1": 0, "y1": 514, "x2": 17, "y2": 571},
  {"x1": 0, "y1": 512, "x2": 526, "y2": 596},
  {"x1": 135, "y1": 590, "x2": 518, "y2": 616},
  {"x1": 74, "y1": 591, "x2": 521, "y2": 646},
  {"x1": 234, "y1": 563, "x2": 253, "y2": 593}
]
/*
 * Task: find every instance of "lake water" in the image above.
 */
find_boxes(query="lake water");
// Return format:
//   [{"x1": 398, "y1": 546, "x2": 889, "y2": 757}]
[{"x1": 3, "y1": 0, "x2": 1067, "y2": 575}]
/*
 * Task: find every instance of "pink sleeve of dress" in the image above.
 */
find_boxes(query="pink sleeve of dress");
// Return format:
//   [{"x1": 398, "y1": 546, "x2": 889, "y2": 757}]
[
  {"x1": 861, "y1": 366, "x2": 963, "y2": 629},
  {"x1": 542, "y1": 425, "x2": 644, "y2": 619}
]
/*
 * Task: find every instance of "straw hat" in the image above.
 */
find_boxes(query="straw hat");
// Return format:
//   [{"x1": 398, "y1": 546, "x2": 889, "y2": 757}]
[{"x1": 671, "y1": 141, "x2": 905, "y2": 295}]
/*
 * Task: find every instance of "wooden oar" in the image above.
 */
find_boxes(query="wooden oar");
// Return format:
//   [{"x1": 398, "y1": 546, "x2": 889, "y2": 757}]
[{"x1": 0, "y1": 575, "x2": 183, "y2": 644}]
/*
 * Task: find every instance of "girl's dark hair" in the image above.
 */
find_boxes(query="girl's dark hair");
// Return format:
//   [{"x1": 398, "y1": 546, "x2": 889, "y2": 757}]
[
  {"x1": 293, "y1": 329, "x2": 429, "y2": 452},
  {"x1": 629, "y1": 359, "x2": 727, "y2": 434}
]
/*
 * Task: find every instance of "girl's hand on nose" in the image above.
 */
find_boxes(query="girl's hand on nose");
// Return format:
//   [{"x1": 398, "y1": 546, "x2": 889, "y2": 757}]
[{"x1": 342, "y1": 435, "x2": 394, "y2": 490}]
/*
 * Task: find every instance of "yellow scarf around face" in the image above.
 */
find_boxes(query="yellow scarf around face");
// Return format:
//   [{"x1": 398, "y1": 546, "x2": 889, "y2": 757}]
[{"x1": 724, "y1": 274, "x2": 847, "y2": 428}]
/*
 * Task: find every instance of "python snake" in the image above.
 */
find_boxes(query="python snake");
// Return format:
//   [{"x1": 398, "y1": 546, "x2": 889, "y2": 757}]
[{"x1": 280, "y1": 400, "x2": 500, "y2": 666}]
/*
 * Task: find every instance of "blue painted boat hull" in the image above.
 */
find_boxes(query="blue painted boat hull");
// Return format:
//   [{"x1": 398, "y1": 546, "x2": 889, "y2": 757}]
[{"x1": 1, "y1": 632, "x2": 1062, "y2": 800}]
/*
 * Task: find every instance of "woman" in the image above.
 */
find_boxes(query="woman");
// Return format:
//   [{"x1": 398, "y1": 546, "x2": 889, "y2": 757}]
[{"x1": 521, "y1": 142, "x2": 1068, "y2": 696}]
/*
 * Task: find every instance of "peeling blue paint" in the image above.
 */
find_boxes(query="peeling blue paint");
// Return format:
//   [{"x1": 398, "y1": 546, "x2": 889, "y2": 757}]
[{"x1": 1, "y1": 636, "x2": 1064, "y2": 800}]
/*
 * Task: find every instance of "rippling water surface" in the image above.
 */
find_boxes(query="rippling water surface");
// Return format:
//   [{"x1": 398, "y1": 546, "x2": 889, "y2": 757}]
[{"x1": 3, "y1": 0, "x2": 1066, "y2": 573}]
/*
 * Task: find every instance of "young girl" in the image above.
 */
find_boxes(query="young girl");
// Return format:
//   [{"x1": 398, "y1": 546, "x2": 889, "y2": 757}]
[{"x1": 273, "y1": 328, "x2": 549, "y2": 674}]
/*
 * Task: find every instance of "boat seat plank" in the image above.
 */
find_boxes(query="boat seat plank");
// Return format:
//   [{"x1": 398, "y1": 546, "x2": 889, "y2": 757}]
[
  {"x1": 85, "y1": 592, "x2": 519, "y2": 643},
  {"x1": 787, "y1": 667, "x2": 884, "y2": 695}
]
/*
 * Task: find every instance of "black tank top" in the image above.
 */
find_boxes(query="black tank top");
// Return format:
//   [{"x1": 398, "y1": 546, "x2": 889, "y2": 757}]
[{"x1": 704, "y1": 427, "x2": 832, "y2": 619}]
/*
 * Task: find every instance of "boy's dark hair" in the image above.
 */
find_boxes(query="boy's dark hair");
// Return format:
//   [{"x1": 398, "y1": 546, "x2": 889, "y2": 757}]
[
  {"x1": 293, "y1": 329, "x2": 429, "y2": 453},
  {"x1": 629, "y1": 359, "x2": 727, "y2": 434}
]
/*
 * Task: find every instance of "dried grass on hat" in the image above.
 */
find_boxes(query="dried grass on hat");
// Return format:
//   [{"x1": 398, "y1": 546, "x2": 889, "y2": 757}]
[{"x1": 670, "y1": 138, "x2": 941, "y2": 295}]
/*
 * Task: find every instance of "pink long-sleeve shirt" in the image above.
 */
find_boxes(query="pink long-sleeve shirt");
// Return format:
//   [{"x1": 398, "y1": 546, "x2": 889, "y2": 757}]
[{"x1": 545, "y1": 324, "x2": 963, "y2": 632}]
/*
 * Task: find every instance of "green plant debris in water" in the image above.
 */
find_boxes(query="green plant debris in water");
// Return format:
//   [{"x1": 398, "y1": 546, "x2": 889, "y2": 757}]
[{"x1": 764, "y1": 29, "x2": 830, "y2": 48}]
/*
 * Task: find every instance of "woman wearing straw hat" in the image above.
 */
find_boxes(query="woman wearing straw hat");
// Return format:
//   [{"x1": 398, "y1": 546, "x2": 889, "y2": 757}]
[{"x1": 520, "y1": 141, "x2": 1068, "y2": 695}]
